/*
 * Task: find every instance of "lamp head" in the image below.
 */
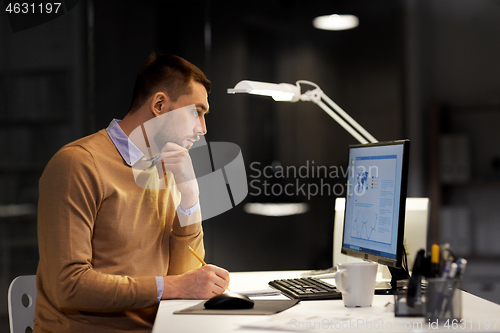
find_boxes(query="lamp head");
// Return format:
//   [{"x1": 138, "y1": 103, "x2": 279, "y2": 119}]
[
  {"x1": 227, "y1": 80, "x2": 300, "y2": 102},
  {"x1": 228, "y1": 79, "x2": 377, "y2": 144}
]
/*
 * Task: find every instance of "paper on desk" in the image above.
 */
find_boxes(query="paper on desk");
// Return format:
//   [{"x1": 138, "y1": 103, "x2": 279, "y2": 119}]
[
  {"x1": 232, "y1": 287, "x2": 283, "y2": 298},
  {"x1": 241, "y1": 311, "x2": 385, "y2": 332}
]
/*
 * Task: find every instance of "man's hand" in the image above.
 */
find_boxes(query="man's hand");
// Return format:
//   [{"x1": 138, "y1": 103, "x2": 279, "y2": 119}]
[
  {"x1": 157, "y1": 142, "x2": 199, "y2": 210},
  {"x1": 162, "y1": 265, "x2": 230, "y2": 299}
]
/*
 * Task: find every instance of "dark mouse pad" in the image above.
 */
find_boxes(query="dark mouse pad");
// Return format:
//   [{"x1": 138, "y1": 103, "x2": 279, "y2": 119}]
[{"x1": 174, "y1": 299, "x2": 299, "y2": 315}]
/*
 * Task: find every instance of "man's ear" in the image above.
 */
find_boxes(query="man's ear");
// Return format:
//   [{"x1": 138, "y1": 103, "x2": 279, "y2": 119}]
[{"x1": 150, "y1": 92, "x2": 170, "y2": 117}]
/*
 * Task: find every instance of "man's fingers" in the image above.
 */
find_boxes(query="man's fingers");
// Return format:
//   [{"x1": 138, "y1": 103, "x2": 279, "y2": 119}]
[
  {"x1": 161, "y1": 147, "x2": 187, "y2": 155},
  {"x1": 161, "y1": 142, "x2": 187, "y2": 153},
  {"x1": 163, "y1": 265, "x2": 231, "y2": 299},
  {"x1": 212, "y1": 265, "x2": 230, "y2": 281},
  {"x1": 213, "y1": 276, "x2": 228, "y2": 291},
  {"x1": 216, "y1": 273, "x2": 230, "y2": 289},
  {"x1": 158, "y1": 151, "x2": 191, "y2": 171},
  {"x1": 195, "y1": 266, "x2": 226, "y2": 297},
  {"x1": 159, "y1": 152, "x2": 186, "y2": 162},
  {"x1": 156, "y1": 153, "x2": 192, "y2": 180},
  {"x1": 206, "y1": 265, "x2": 230, "y2": 289},
  {"x1": 211, "y1": 283, "x2": 225, "y2": 296},
  {"x1": 161, "y1": 159, "x2": 184, "y2": 169}
]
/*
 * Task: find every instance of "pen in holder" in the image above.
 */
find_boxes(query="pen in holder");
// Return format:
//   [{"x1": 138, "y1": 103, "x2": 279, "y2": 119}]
[
  {"x1": 394, "y1": 288, "x2": 425, "y2": 317},
  {"x1": 396, "y1": 246, "x2": 466, "y2": 320},
  {"x1": 395, "y1": 249, "x2": 425, "y2": 317},
  {"x1": 424, "y1": 277, "x2": 462, "y2": 323}
]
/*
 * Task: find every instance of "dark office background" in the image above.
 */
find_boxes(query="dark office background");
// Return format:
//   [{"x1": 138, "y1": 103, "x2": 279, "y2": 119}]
[{"x1": 1, "y1": 0, "x2": 500, "y2": 328}]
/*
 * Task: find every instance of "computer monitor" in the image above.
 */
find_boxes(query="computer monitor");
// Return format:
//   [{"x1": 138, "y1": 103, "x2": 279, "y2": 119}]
[
  {"x1": 341, "y1": 140, "x2": 410, "y2": 288},
  {"x1": 333, "y1": 197, "x2": 429, "y2": 272}
]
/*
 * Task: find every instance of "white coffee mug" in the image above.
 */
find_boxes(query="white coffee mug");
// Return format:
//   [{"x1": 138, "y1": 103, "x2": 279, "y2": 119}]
[{"x1": 335, "y1": 262, "x2": 378, "y2": 307}]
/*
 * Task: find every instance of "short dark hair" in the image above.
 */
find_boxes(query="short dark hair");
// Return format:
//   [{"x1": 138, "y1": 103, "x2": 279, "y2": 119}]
[{"x1": 129, "y1": 53, "x2": 211, "y2": 112}]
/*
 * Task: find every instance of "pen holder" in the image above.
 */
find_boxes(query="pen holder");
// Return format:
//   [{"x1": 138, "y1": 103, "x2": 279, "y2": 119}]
[
  {"x1": 424, "y1": 278, "x2": 462, "y2": 324},
  {"x1": 394, "y1": 290, "x2": 424, "y2": 317}
]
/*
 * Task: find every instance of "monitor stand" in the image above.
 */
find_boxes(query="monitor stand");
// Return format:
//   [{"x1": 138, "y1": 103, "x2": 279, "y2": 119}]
[{"x1": 374, "y1": 266, "x2": 410, "y2": 295}]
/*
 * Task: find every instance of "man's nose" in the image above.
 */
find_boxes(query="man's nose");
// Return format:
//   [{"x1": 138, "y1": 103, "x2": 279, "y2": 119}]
[{"x1": 196, "y1": 116, "x2": 207, "y2": 135}]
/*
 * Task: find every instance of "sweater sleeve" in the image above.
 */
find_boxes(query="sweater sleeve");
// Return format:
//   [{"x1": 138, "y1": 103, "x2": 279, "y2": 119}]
[
  {"x1": 167, "y1": 214, "x2": 204, "y2": 276},
  {"x1": 37, "y1": 146, "x2": 158, "y2": 312}
]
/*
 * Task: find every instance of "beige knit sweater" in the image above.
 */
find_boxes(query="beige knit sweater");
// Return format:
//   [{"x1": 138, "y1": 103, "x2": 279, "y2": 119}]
[{"x1": 34, "y1": 129, "x2": 204, "y2": 333}]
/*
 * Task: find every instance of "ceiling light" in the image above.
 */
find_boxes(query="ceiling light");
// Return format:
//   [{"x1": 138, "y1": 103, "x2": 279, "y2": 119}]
[
  {"x1": 243, "y1": 203, "x2": 309, "y2": 217},
  {"x1": 313, "y1": 14, "x2": 359, "y2": 31}
]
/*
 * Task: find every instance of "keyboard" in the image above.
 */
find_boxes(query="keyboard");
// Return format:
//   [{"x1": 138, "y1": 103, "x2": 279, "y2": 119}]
[{"x1": 269, "y1": 277, "x2": 342, "y2": 300}]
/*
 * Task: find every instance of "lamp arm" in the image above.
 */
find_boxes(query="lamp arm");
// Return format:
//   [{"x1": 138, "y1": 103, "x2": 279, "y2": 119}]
[
  {"x1": 227, "y1": 79, "x2": 378, "y2": 144},
  {"x1": 320, "y1": 92, "x2": 378, "y2": 143},
  {"x1": 300, "y1": 86, "x2": 378, "y2": 144},
  {"x1": 315, "y1": 99, "x2": 370, "y2": 144}
]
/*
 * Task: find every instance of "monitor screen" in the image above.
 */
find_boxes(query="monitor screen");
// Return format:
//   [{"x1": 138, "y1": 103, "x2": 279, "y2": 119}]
[{"x1": 341, "y1": 140, "x2": 410, "y2": 268}]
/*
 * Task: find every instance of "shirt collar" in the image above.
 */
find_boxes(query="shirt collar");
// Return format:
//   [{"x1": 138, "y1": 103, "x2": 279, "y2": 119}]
[{"x1": 106, "y1": 119, "x2": 145, "y2": 166}]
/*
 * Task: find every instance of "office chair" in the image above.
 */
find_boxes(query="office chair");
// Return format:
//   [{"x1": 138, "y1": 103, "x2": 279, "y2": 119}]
[{"x1": 8, "y1": 275, "x2": 37, "y2": 333}]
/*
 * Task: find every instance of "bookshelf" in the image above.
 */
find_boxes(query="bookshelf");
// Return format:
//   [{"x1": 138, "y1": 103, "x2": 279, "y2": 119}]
[
  {"x1": 428, "y1": 102, "x2": 500, "y2": 304},
  {"x1": 0, "y1": 5, "x2": 87, "y2": 315}
]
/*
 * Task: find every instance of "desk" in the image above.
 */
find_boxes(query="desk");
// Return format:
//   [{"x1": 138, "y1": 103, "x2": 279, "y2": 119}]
[{"x1": 152, "y1": 271, "x2": 500, "y2": 333}]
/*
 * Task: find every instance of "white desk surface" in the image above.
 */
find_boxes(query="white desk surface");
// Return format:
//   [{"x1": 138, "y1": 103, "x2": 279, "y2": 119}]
[{"x1": 152, "y1": 271, "x2": 500, "y2": 333}]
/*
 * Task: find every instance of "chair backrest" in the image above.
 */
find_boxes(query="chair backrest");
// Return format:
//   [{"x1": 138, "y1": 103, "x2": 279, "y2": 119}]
[{"x1": 8, "y1": 275, "x2": 37, "y2": 333}]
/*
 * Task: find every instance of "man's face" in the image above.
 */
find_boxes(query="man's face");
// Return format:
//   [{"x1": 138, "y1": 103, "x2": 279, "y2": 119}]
[{"x1": 154, "y1": 80, "x2": 209, "y2": 150}]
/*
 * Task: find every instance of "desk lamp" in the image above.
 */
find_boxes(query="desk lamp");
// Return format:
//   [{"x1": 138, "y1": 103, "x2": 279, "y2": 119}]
[
  {"x1": 228, "y1": 80, "x2": 378, "y2": 144},
  {"x1": 228, "y1": 80, "x2": 378, "y2": 216}
]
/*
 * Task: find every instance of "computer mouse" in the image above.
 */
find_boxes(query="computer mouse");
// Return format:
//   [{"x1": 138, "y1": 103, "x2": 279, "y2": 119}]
[{"x1": 204, "y1": 292, "x2": 255, "y2": 310}]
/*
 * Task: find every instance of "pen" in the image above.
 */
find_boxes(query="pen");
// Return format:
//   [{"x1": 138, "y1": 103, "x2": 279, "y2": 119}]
[
  {"x1": 455, "y1": 258, "x2": 468, "y2": 279},
  {"x1": 429, "y1": 261, "x2": 455, "y2": 319},
  {"x1": 439, "y1": 262, "x2": 458, "y2": 318},
  {"x1": 429, "y1": 259, "x2": 452, "y2": 318},
  {"x1": 447, "y1": 262, "x2": 457, "y2": 281},
  {"x1": 431, "y1": 244, "x2": 440, "y2": 277},
  {"x1": 439, "y1": 259, "x2": 453, "y2": 281},
  {"x1": 439, "y1": 258, "x2": 466, "y2": 319},
  {"x1": 440, "y1": 243, "x2": 451, "y2": 272},
  {"x1": 407, "y1": 249, "x2": 425, "y2": 307},
  {"x1": 188, "y1": 246, "x2": 207, "y2": 266},
  {"x1": 187, "y1": 246, "x2": 230, "y2": 291}
]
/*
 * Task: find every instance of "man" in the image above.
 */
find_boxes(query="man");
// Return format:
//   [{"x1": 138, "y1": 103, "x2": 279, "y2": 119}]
[{"x1": 34, "y1": 53, "x2": 230, "y2": 333}]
